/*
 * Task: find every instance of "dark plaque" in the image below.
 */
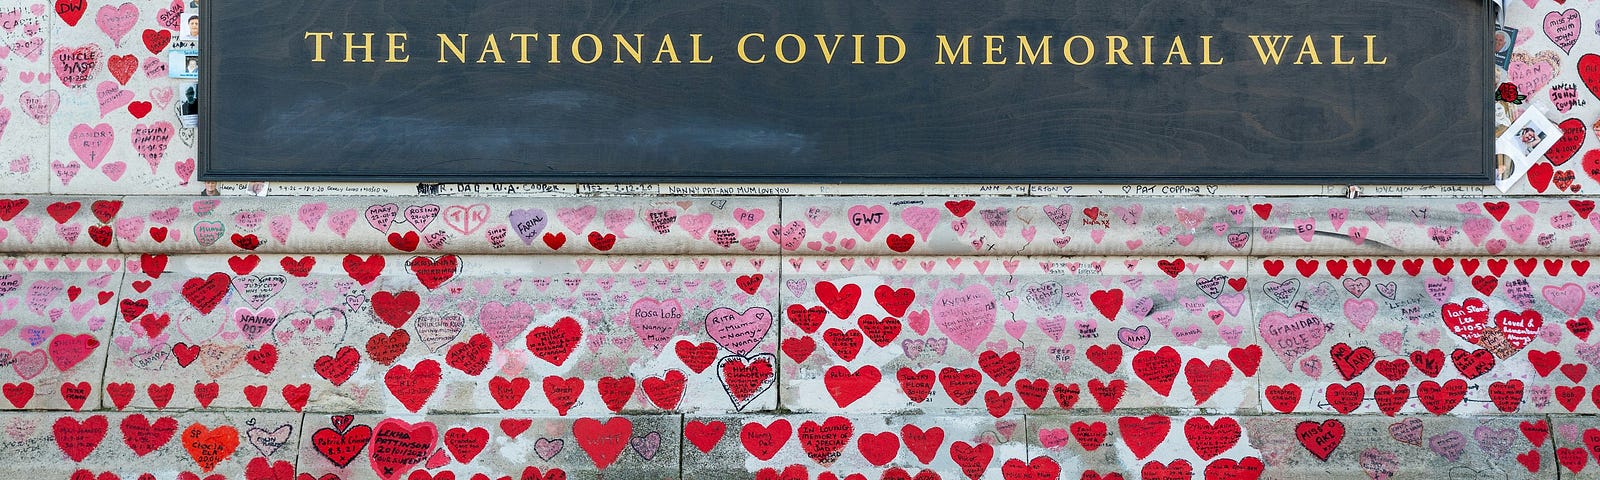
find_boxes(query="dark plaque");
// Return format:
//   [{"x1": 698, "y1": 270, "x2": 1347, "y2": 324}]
[{"x1": 202, "y1": 0, "x2": 1491, "y2": 183}]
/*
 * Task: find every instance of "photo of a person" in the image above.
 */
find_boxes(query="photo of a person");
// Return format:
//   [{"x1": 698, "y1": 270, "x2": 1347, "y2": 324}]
[
  {"x1": 1494, "y1": 26, "x2": 1518, "y2": 69},
  {"x1": 168, "y1": 49, "x2": 198, "y2": 79},
  {"x1": 182, "y1": 14, "x2": 199, "y2": 40},
  {"x1": 1518, "y1": 126, "x2": 1544, "y2": 155},
  {"x1": 1496, "y1": 155, "x2": 1513, "y2": 181},
  {"x1": 180, "y1": 84, "x2": 198, "y2": 116},
  {"x1": 178, "y1": 83, "x2": 199, "y2": 128},
  {"x1": 1495, "y1": 107, "x2": 1563, "y2": 193}
]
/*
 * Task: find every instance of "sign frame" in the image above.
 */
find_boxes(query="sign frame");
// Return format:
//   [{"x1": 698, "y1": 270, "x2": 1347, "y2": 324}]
[{"x1": 200, "y1": 0, "x2": 1495, "y2": 185}]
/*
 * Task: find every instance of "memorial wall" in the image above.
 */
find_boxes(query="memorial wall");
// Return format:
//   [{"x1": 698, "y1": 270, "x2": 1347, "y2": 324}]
[{"x1": 0, "y1": 0, "x2": 1595, "y2": 478}]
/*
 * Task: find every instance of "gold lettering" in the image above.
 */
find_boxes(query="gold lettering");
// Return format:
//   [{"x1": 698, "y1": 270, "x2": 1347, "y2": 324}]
[
  {"x1": 1325, "y1": 35, "x2": 1353, "y2": 65},
  {"x1": 508, "y1": 33, "x2": 538, "y2": 63},
  {"x1": 572, "y1": 33, "x2": 602, "y2": 64},
  {"x1": 775, "y1": 34, "x2": 805, "y2": 64},
  {"x1": 477, "y1": 34, "x2": 504, "y2": 63},
  {"x1": 852, "y1": 34, "x2": 865, "y2": 64},
  {"x1": 876, "y1": 35, "x2": 905, "y2": 64},
  {"x1": 814, "y1": 34, "x2": 844, "y2": 64},
  {"x1": 1105, "y1": 36, "x2": 1131, "y2": 65},
  {"x1": 546, "y1": 33, "x2": 561, "y2": 63},
  {"x1": 385, "y1": 33, "x2": 409, "y2": 63},
  {"x1": 1164, "y1": 36, "x2": 1189, "y2": 65},
  {"x1": 1063, "y1": 35, "x2": 1093, "y2": 66},
  {"x1": 305, "y1": 32, "x2": 333, "y2": 62},
  {"x1": 1017, "y1": 35, "x2": 1052, "y2": 65},
  {"x1": 1141, "y1": 35, "x2": 1155, "y2": 65},
  {"x1": 1248, "y1": 35, "x2": 1292, "y2": 65},
  {"x1": 438, "y1": 33, "x2": 469, "y2": 63},
  {"x1": 614, "y1": 34, "x2": 644, "y2": 63},
  {"x1": 936, "y1": 35, "x2": 972, "y2": 65},
  {"x1": 1364, "y1": 34, "x2": 1387, "y2": 64},
  {"x1": 983, "y1": 35, "x2": 1006, "y2": 65},
  {"x1": 653, "y1": 34, "x2": 680, "y2": 63},
  {"x1": 690, "y1": 34, "x2": 713, "y2": 63},
  {"x1": 1199, "y1": 35, "x2": 1222, "y2": 65},
  {"x1": 738, "y1": 33, "x2": 765, "y2": 63},
  {"x1": 1293, "y1": 35, "x2": 1321, "y2": 65},
  {"x1": 344, "y1": 32, "x2": 375, "y2": 63}
]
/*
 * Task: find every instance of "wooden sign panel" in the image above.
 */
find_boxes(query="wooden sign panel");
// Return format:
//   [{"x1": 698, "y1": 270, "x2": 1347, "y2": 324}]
[{"x1": 201, "y1": 0, "x2": 1491, "y2": 183}]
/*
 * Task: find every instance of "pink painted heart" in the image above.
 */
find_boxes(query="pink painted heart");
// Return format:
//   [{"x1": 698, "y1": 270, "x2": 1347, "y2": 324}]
[
  {"x1": 365, "y1": 204, "x2": 398, "y2": 233},
  {"x1": 19, "y1": 90, "x2": 58, "y2": 125},
  {"x1": 12, "y1": 349, "x2": 46, "y2": 379},
  {"x1": 732, "y1": 208, "x2": 765, "y2": 229},
  {"x1": 471, "y1": 301, "x2": 531, "y2": 348},
  {"x1": 846, "y1": 204, "x2": 889, "y2": 241},
  {"x1": 443, "y1": 204, "x2": 489, "y2": 235},
  {"x1": 51, "y1": 44, "x2": 101, "y2": 88},
  {"x1": 1542, "y1": 283, "x2": 1586, "y2": 317},
  {"x1": 1117, "y1": 325, "x2": 1151, "y2": 349},
  {"x1": 94, "y1": 3, "x2": 139, "y2": 46},
  {"x1": 50, "y1": 160, "x2": 79, "y2": 186},
  {"x1": 15, "y1": 38, "x2": 44, "y2": 63},
  {"x1": 678, "y1": 213, "x2": 711, "y2": 239},
  {"x1": 1258, "y1": 311, "x2": 1325, "y2": 369},
  {"x1": 157, "y1": 0, "x2": 184, "y2": 31},
  {"x1": 173, "y1": 157, "x2": 195, "y2": 185},
  {"x1": 1508, "y1": 51, "x2": 1559, "y2": 98},
  {"x1": 149, "y1": 86, "x2": 174, "y2": 109},
  {"x1": 68, "y1": 123, "x2": 113, "y2": 168},
  {"x1": 141, "y1": 56, "x2": 166, "y2": 78},
  {"x1": 931, "y1": 285, "x2": 997, "y2": 354},
  {"x1": 100, "y1": 161, "x2": 126, "y2": 181},
  {"x1": 1501, "y1": 215, "x2": 1534, "y2": 244},
  {"x1": 94, "y1": 80, "x2": 132, "y2": 116},
  {"x1": 1343, "y1": 299, "x2": 1377, "y2": 332},
  {"x1": 704, "y1": 306, "x2": 771, "y2": 356},
  {"x1": 1545, "y1": 9, "x2": 1582, "y2": 54},
  {"x1": 131, "y1": 122, "x2": 173, "y2": 172},
  {"x1": 901, "y1": 206, "x2": 940, "y2": 239},
  {"x1": 556, "y1": 205, "x2": 597, "y2": 232},
  {"x1": 602, "y1": 208, "x2": 634, "y2": 236},
  {"x1": 628, "y1": 298, "x2": 682, "y2": 353},
  {"x1": 297, "y1": 203, "x2": 328, "y2": 231}
]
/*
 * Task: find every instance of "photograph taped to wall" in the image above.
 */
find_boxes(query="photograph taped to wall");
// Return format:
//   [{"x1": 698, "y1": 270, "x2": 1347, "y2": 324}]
[
  {"x1": 182, "y1": 13, "x2": 200, "y2": 41},
  {"x1": 169, "y1": 50, "x2": 198, "y2": 79},
  {"x1": 1494, "y1": 106, "x2": 1560, "y2": 192},
  {"x1": 1494, "y1": 26, "x2": 1517, "y2": 69},
  {"x1": 178, "y1": 83, "x2": 199, "y2": 128}
]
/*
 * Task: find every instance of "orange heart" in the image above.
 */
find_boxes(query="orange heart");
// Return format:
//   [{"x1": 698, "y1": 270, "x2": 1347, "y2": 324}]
[{"x1": 182, "y1": 424, "x2": 240, "y2": 472}]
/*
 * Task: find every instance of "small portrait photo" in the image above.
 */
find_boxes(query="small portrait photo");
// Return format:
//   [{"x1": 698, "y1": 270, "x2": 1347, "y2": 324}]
[
  {"x1": 168, "y1": 49, "x2": 198, "y2": 79},
  {"x1": 1515, "y1": 125, "x2": 1545, "y2": 155},
  {"x1": 177, "y1": 82, "x2": 199, "y2": 128},
  {"x1": 181, "y1": 13, "x2": 200, "y2": 41},
  {"x1": 1501, "y1": 108, "x2": 1559, "y2": 157},
  {"x1": 1494, "y1": 107, "x2": 1563, "y2": 192},
  {"x1": 1494, "y1": 26, "x2": 1517, "y2": 69}
]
